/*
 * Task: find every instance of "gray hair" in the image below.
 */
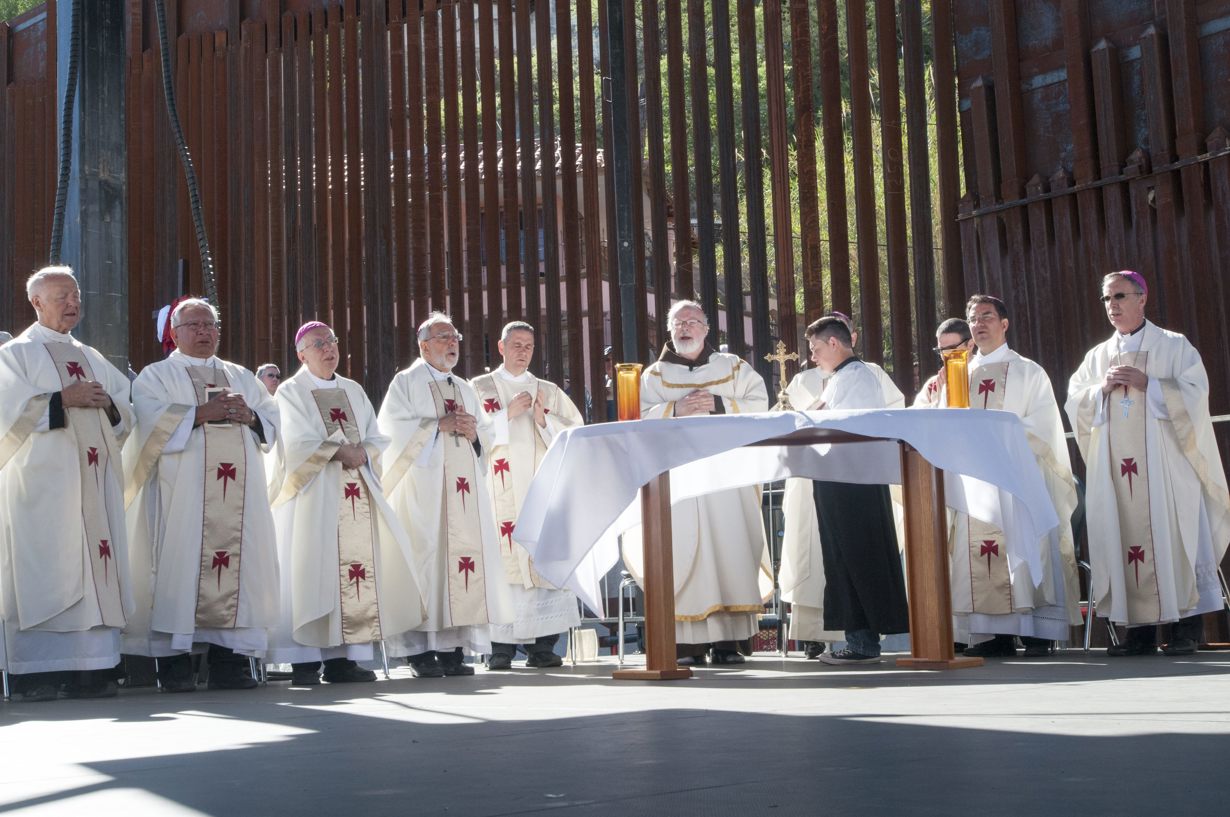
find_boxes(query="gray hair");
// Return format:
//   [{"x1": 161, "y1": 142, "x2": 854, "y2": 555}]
[
  {"x1": 667, "y1": 300, "x2": 707, "y2": 326},
  {"x1": 500, "y1": 320, "x2": 535, "y2": 342},
  {"x1": 417, "y1": 311, "x2": 455, "y2": 342},
  {"x1": 255, "y1": 363, "x2": 280, "y2": 378},
  {"x1": 171, "y1": 298, "x2": 220, "y2": 328},
  {"x1": 26, "y1": 266, "x2": 78, "y2": 301}
]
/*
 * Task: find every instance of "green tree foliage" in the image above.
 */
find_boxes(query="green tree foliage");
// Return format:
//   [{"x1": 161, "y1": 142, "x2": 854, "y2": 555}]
[{"x1": 0, "y1": 0, "x2": 42, "y2": 23}]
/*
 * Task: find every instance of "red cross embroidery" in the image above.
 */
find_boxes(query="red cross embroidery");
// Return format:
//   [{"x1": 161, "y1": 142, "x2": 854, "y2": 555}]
[
  {"x1": 500, "y1": 520, "x2": 516, "y2": 551},
  {"x1": 978, "y1": 378, "x2": 996, "y2": 409},
  {"x1": 329, "y1": 407, "x2": 348, "y2": 428},
  {"x1": 458, "y1": 556, "x2": 475, "y2": 591},
  {"x1": 216, "y1": 462, "x2": 238, "y2": 502},
  {"x1": 348, "y1": 562, "x2": 367, "y2": 601},
  {"x1": 344, "y1": 482, "x2": 361, "y2": 518},
  {"x1": 483, "y1": 397, "x2": 502, "y2": 413},
  {"x1": 980, "y1": 540, "x2": 999, "y2": 575},
  {"x1": 65, "y1": 361, "x2": 86, "y2": 381},
  {"x1": 1128, "y1": 546, "x2": 1146, "y2": 587},
  {"x1": 493, "y1": 458, "x2": 510, "y2": 488},
  {"x1": 444, "y1": 399, "x2": 458, "y2": 414},
  {"x1": 98, "y1": 539, "x2": 112, "y2": 584},
  {"x1": 1120, "y1": 458, "x2": 1139, "y2": 499},
  {"x1": 455, "y1": 476, "x2": 470, "y2": 510},
  {"x1": 212, "y1": 551, "x2": 231, "y2": 589}
]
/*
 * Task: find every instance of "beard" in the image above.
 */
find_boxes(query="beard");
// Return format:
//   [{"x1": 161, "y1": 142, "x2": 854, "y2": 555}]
[{"x1": 674, "y1": 336, "x2": 703, "y2": 357}]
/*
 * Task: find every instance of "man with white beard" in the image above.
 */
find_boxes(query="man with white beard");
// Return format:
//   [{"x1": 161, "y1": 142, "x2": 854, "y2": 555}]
[
  {"x1": 471, "y1": 321, "x2": 584, "y2": 669},
  {"x1": 378, "y1": 313, "x2": 512, "y2": 678},
  {"x1": 626, "y1": 300, "x2": 772, "y2": 665}
]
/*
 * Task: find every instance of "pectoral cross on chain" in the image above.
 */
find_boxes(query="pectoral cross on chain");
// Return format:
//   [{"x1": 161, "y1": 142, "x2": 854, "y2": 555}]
[
  {"x1": 764, "y1": 341, "x2": 800, "y2": 410},
  {"x1": 1119, "y1": 395, "x2": 1134, "y2": 419}
]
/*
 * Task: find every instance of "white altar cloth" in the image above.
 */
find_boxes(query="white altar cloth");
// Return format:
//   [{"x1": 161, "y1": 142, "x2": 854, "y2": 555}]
[{"x1": 516, "y1": 408, "x2": 1060, "y2": 616}]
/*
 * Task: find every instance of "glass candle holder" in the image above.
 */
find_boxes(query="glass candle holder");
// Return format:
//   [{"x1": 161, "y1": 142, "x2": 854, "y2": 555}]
[
  {"x1": 943, "y1": 348, "x2": 971, "y2": 408},
  {"x1": 615, "y1": 363, "x2": 644, "y2": 420}
]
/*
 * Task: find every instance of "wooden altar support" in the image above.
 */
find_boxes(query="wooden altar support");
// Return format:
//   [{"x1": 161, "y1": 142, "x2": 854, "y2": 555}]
[{"x1": 615, "y1": 427, "x2": 982, "y2": 681}]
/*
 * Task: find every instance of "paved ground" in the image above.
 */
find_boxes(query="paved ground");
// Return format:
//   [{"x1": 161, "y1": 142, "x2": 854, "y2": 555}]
[{"x1": 2, "y1": 650, "x2": 1228, "y2": 816}]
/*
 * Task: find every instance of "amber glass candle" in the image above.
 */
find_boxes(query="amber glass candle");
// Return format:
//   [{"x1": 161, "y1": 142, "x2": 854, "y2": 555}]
[
  {"x1": 615, "y1": 363, "x2": 644, "y2": 420},
  {"x1": 943, "y1": 348, "x2": 971, "y2": 408}
]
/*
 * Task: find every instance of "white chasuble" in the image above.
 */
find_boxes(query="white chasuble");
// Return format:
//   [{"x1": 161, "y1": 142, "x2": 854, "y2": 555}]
[
  {"x1": 622, "y1": 348, "x2": 773, "y2": 644},
  {"x1": 266, "y1": 370, "x2": 424, "y2": 662},
  {"x1": 0, "y1": 324, "x2": 133, "y2": 673},
  {"x1": 928, "y1": 347, "x2": 1080, "y2": 641},
  {"x1": 123, "y1": 352, "x2": 281, "y2": 657},
  {"x1": 472, "y1": 366, "x2": 584, "y2": 642},
  {"x1": 1066, "y1": 322, "x2": 1230, "y2": 626},
  {"x1": 378, "y1": 359, "x2": 512, "y2": 654}
]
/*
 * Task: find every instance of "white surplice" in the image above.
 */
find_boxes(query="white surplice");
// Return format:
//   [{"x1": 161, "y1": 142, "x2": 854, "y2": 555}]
[
  {"x1": 622, "y1": 350, "x2": 773, "y2": 645},
  {"x1": 1066, "y1": 321, "x2": 1230, "y2": 625},
  {"x1": 937, "y1": 345, "x2": 1081, "y2": 642},
  {"x1": 0, "y1": 324, "x2": 134, "y2": 674},
  {"x1": 377, "y1": 359, "x2": 513, "y2": 656},
  {"x1": 265, "y1": 368, "x2": 425, "y2": 664},
  {"x1": 472, "y1": 365, "x2": 583, "y2": 643},
  {"x1": 123, "y1": 351, "x2": 281, "y2": 657},
  {"x1": 779, "y1": 362, "x2": 905, "y2": 642}
]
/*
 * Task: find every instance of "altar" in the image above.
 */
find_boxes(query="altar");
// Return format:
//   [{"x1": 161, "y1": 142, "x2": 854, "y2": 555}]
[{"x1": 516, "y1": 408, "x2": 1060, "y2": 678}]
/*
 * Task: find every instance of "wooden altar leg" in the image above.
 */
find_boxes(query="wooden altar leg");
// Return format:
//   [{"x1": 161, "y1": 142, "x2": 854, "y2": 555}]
[
  {"x1": 896, "y1": 443, "x2": 983, "y2": 670},
  {"x1": 613, "y1": 471, "x2": 693, "y2": 680}
]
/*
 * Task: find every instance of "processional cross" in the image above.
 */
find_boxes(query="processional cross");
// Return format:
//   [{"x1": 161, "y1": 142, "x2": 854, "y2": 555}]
[{"x1": 764, "y1": 340, "x2": 800, "y2": 410}]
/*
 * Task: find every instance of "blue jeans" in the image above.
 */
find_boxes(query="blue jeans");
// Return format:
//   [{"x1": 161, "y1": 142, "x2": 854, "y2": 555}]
[{"x1": 845, "y1": 629, "x2": 881, "y2": 658}]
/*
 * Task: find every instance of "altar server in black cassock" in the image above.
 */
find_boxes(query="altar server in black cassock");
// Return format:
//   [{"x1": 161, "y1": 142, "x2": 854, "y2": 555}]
[{"x1": 805, "y1": 317, "x2": 909, "y2": 664}]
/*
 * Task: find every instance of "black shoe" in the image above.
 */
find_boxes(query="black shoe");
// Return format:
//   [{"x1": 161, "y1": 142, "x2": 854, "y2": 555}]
[
  {"x1": 407, "y1": 652, "x2": 445, "y2": 678},
  {"x1": 1021, "y1": 639, "x2": 1054, "y2": 658},
  {"x1": 62, "y1": 679, "x2": 119, "y2": 699},
  {"x1": 804, "y1": 641, "x2": 826, "y2": 659},
  {"x1": 486, "y1": 653, "x2": 514, "y2": 670},
  {"x1": 207, "y1": 661, "x2": 258, "y2": 691},
  {"x1": 158, "y1": 654, "x2": 198, "y2": 693},
  {"x1": 16, "y1": 684, "x2": 59, "y2": 703},
  {"x1": 677, "y1": 653, "x2": 707, "y2": 666},
  {"x1": 710, "y1": 649, "x2": 746, "y2": 665},
  {"x1": 1161, "y1": 637, "x2": 1199, "y2": 656},
  {"x1": 817, "y1": 648, "x2": 881, "y2": 665},
  {"x1": 963, "y1": 636, "x2": 1018, "y2": 658},
  {"x1": 525, "y1": 651, "x2": 563, "y2": 668},
  {"x1": 1107, "y1": 641, "x2": 1159, "y2": 657},
  {"x1": 437, "y1": 649, "x2": 475, "y2": 677},
  {"x1": 291, "y1": 665, "x2": 322, "y2": 686},
  {"x1": 322, "y1": 660, "x2": 377, "y2": 683}
]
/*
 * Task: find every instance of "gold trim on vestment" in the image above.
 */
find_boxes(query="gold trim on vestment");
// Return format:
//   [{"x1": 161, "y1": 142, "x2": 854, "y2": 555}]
[
  {"x1": 650, "y1": 369, "x2": 738, "y2": 390},
  {"x1": 380, "y1": 418, "x2": 437, "y2": 492},
  {"x1": 188, "y1": 366, "x2": 247, "y2": 629},
  {"x1": 0, "y1": 393, "x2": 49, "y2": 471},
  {"x1": 45, "y1": 343, "x2": 126, "y2": 627},
  {"x1": 125, "y1": 403, "x2": 190, "y2": 507},
  {"x1": 675, "y1": 603, "x2": 764, "y2": 622}
]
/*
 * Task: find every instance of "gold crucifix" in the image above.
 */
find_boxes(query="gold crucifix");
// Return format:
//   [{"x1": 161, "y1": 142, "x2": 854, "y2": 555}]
[{"x1": 764, "y1": 340, "x2": 799, "y2": 410}]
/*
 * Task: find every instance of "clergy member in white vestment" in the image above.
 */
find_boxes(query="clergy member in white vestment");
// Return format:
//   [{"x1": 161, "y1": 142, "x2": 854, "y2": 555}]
[
  {"x1": 265, "y1": 322, "x2": 425, "y2": 685},
  {"x1": 471, "y1": 321, "x2": 583, "y2": 670},
  {"x1": 1066, "y1": 271, "x2": 1230, "y2": 656},
  {"x1": 912, "y1": 318, "x2": 973, "y2": 409},
  {"x1": 922, "y1": 297, "x2": 1081, "y2": 658},
  {"x1": 624, "y1": 300, "x2": 772, "y2": 665},
  {"x1": 778, "y1": 320, "x2": 906, "y2": 660},
  {"x1": 799, "y1": 317, "x2": 910, "y2": 664},
  {"x1": 0, "y1": 268, "x2": 133, "y2": 702},
  {"x1": 378, "y1": 313, "x2": 513, "y2": 678},
  {"x1": 124, "y1": 299, "x2": 281, "y2": 692}
]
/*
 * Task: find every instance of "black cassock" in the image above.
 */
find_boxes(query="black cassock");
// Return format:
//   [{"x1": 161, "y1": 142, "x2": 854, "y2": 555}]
[{"x1": 813, "y1": 480, "x2": 910, "y2": 634}]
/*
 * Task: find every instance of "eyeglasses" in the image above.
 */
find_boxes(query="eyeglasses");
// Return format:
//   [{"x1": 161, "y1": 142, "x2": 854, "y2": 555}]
[
  {"x1": 933, "y1": 341, "x2": 968, "y2": 356},
  {"x1": 304, "y1": 336, "x2": 339, "y2": 351},
  {"x1": 261, "y1": 372, "x2": 281, "y2": 380},
  {"x1": 175, "y1": 320, "x2": 221, "y2": 332},
  {"x1": 966, "y1": 312, "x2": 1001, "y2": 325},
  {"x1": 1100, "y1": 291, "x2": 1143, "y2": 304},
  {"x1": 671, "y1": 318, "x2": 707, "y2": 330},
  {"x1": 428, "y1": 332, "x2": 463, "y2": 343}
]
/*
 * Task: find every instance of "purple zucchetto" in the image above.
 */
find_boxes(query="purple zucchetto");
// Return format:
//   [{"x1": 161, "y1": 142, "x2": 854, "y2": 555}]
[
  {"x1": 294, "y1": 321, "x2": 331, "y2": 349},
  {"x1": 1110, "y1": 270, "x2": 1148, "y2": 295}
]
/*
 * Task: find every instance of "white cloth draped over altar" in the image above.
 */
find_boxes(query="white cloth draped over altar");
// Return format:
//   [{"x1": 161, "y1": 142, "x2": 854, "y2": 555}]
[{"x1": 515, "y1": 409, "x2": 1061, "y2": 618}]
